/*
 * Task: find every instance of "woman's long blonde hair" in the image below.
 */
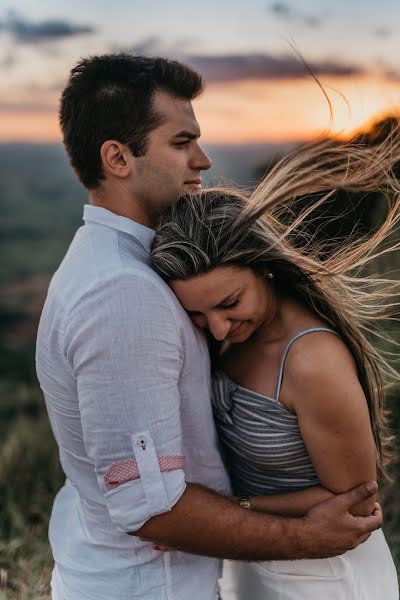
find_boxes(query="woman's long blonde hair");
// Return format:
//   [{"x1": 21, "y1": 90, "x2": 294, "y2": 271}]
[{"x1": 151, "y1": 129, "x2": 400, "y2": 479}]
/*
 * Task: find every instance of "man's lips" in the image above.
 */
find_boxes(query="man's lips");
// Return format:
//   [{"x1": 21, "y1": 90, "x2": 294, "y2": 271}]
[{"x1": 184, "y1": 179, "x2": 202, "y2": 186}]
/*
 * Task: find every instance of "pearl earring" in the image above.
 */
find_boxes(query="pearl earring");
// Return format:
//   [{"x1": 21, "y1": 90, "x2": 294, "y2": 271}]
[{"x1": 267, "y1": 272, "x2": 274, "y2": 279}]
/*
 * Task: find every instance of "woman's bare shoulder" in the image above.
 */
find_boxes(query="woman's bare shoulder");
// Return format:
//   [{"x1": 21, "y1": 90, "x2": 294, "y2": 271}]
[
  {"x1": 281, "y1": 329, "x2": 360, "y2": 411},
  {"x1": 287, "y1": 328, "x2": 355, "y2": 376}
]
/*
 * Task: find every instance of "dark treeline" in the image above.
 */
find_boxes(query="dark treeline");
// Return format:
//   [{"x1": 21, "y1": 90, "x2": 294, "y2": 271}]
[{"x1": 254, "y1": 117, "x2": 400, "y2": 253}]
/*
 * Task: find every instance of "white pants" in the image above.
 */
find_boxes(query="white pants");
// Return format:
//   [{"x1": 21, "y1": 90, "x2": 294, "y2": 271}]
[{"x1": 219, "y1": 529, "x2": 399, "y2": 600}]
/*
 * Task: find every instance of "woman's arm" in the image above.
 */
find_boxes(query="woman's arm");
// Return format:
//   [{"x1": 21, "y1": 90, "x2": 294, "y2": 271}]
[
  {"x1": 280, "y1": 332, "x2": 377, "y2": 517},
  {"x1": 238, "y1": 486, "x2": 335, "y2": 517}
]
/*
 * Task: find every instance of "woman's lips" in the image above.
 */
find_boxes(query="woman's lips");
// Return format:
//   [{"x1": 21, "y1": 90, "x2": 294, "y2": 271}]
[{"x1": 228, "y1": 322, "x2": 243, "y2": 337}]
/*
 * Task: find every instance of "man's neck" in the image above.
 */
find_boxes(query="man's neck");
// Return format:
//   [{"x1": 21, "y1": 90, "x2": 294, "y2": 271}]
[{"x1": 89, "y1": 188, "x2": 159, "y2": 229}]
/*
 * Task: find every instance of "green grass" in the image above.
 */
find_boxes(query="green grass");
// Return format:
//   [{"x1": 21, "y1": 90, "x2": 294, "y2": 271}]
[
  {"x1": 1, "y1": 407, "x2": 64, "y2": 600},
  {"x1": 0, "y1": 537, "x2": 53, "y2": 600}
]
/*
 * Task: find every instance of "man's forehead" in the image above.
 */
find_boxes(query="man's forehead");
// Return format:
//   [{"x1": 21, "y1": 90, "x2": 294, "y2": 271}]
[{"x1": 152, "y1": 89, "x2": 200, "y2": 133}]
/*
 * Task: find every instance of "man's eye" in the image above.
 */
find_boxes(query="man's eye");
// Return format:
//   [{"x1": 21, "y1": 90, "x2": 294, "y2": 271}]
[{"x1": 176, "y1": 140, "x2": 190, "y2": 146}]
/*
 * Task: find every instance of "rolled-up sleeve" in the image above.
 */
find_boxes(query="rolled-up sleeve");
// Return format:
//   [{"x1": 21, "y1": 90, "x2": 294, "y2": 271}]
[{"x1": 63, "y1": 271, "x2": 186, "y2": 532}]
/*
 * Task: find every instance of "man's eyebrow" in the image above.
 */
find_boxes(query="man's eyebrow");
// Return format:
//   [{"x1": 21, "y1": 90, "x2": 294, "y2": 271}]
[{"x1": 173, "y1": 130, "x2": 200, "y2": 139}]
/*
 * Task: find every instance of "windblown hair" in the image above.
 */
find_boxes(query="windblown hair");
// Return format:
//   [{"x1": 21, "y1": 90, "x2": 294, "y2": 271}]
[{"x1": 151, "y1": 129, "x2": 400, "y2": 479}]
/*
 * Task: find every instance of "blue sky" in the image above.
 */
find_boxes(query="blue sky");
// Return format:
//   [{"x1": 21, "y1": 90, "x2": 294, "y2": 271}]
[{"x1": 3, "y1": 0, "x2": 399, "y2": 60}]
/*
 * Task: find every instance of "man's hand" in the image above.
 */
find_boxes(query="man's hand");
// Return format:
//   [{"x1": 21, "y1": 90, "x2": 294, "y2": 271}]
[{"x1": 299, "y1": 481, "x2": 382, "y2": 559}]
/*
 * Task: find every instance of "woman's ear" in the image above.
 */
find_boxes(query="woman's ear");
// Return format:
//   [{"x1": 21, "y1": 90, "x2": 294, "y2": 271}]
[{"x1": 100, "y1": 140, "x2": 132, "y2": 179}]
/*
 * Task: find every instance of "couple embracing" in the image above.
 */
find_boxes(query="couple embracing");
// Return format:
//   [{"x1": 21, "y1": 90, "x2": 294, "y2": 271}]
[{"x1": 36, "y1": 53, "x2": 399, "y2": 599}]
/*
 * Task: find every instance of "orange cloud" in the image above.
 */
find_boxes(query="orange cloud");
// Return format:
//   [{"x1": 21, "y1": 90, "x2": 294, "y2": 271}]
[
  {"x1": 1, "y1": 110, "x2": 60, "y2": 142},
  {"x1": 1, "y1": 74, "x2": 399, "y2": 144}
]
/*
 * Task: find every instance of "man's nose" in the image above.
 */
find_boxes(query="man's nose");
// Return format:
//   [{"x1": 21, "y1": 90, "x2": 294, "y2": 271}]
[
  {"x1": 208, "y1": 314, "x2": 231, "y2": 341},
  {"x1": 192, "y1": 145, "x2": 212, "y2": 171}
]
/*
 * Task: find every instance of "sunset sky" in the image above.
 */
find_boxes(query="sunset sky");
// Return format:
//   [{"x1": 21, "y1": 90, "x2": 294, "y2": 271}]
[{"x1": 1, "y1": 0, "x2": 399, "y2": 144}]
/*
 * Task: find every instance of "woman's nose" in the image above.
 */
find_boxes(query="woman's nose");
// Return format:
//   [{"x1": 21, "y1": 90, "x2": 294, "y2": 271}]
[{"x1": 208, "y1": 314, "x2": 231, "y2": 341}]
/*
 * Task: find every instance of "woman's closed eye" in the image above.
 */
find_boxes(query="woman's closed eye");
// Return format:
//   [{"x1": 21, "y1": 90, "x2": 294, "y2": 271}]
[
  {"x1": 186, "y1": 296, "x2": 240, "y2": 326},
  {"x1": 221, "y1": 297, "x2": 240, "y2": 309}
]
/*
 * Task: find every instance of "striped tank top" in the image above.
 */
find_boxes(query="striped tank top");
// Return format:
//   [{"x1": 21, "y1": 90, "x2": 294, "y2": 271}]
[{"x1": 211, "y1": 327, "x2": 339, "y2": 496}]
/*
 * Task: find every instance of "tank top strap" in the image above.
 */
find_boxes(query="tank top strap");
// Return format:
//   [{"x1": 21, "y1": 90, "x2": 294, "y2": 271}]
[{"x1": 273, "y1": 327, "x2": 340, "y2": 401}]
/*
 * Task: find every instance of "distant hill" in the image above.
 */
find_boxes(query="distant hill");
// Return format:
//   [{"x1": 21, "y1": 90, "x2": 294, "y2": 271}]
[
  {"x1": 0, "y1": 144, "x2": 86, "y2": 283},
  {"x1": 203, "y1": 142, "x2": 295, "y2": 188},
  {"x1": 0, "y1": 141, "x2": 294, "y2": 283}
]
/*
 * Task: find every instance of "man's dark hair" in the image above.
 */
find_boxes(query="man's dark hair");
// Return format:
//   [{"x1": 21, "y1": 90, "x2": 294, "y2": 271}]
[{"x1": 59, "y1": 53, "x2": 204, "y2": 189}]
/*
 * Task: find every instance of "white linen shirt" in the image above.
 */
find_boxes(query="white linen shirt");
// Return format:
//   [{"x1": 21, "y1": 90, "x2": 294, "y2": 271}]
[{"x1": 36, "y1": 205, "x2": 231, "y2": 600}]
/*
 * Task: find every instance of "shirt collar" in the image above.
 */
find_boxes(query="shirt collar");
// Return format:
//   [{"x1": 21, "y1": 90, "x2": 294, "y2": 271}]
[{"x1": 83, "y1": 204, "x2": 155, "y2": 252}]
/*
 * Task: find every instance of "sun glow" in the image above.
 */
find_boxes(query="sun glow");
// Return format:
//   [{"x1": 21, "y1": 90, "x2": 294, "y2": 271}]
[{"x1": 195, "y1": 74, "x2": 400, "y2": 143}]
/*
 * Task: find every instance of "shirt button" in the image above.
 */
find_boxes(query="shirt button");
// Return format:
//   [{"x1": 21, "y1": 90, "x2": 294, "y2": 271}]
[{"x1": 138, "y1": 437, "x2": 147, "y2": 450}]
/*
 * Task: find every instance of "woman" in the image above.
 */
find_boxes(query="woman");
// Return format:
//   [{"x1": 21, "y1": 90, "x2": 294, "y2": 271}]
[{"x1": 151, "y1": 134, "x2": 400, "y2": 598}]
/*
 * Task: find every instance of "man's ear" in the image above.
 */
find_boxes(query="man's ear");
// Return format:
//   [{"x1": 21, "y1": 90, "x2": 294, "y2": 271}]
[{"x1": 100, "y1": 140, "x2": 133, "y2": 179}]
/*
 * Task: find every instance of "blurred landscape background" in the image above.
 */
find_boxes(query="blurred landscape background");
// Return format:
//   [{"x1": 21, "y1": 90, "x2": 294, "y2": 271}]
[{"x1": 1, "y1": 1, "x2": 399, "y2": 598}]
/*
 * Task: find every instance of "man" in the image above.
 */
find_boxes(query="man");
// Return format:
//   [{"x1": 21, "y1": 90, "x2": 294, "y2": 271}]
[{"x1": 36, "y1": 53, "x2": 382, "y2": 600}]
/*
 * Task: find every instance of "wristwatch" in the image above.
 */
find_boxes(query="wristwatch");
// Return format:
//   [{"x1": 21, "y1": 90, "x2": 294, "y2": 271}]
[{"x1": 238, "y1": 496, "x2": 252, "y2": 510}]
